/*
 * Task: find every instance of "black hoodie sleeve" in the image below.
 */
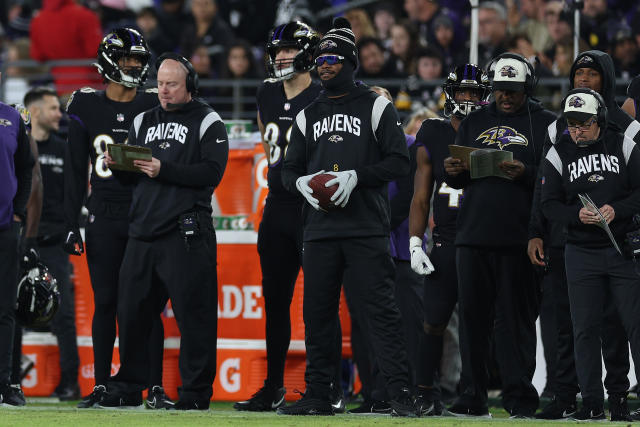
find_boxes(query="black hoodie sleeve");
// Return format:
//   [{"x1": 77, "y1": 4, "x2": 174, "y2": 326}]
[
  {"x1": 443, "y1": 118, "x2": 471, "y2": 189},
  {"x1": 282, "y1": 112, "x2": 308, "y2": 194},
  {"x1": 389, "y1": 141, "x2": 416, "y2": 229},
  {"x1": 355, "y1": 102, "x2": 409, "y2": 187},
  {"x1": 541, "y1": 146, "x2": 581, "y2": 226},
  {"x1": 610, "y1": 141, "x2": 640, "y2": 219},
  {"x1": 13, "y1": 119, "x2": 34, "y2": 222},
  {"x1": 528, "y1": 124, "x2": 555, "y2": 240}
]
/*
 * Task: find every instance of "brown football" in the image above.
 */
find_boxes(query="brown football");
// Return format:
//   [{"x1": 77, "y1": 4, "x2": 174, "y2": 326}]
[{"x1": 308, "y1": 173, "x2": 339, "y2": 210}]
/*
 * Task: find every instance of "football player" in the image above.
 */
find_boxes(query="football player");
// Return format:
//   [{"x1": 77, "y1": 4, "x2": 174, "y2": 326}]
[
  {"x1": 234, "y1": 21, "x2": 347, "y2": 413},
  {"x1": 409, "y1": 64, "x2": 490, "y2": 416},
  {"x1": 62, "y1": 28, "x2": 171, "y2": 409}
]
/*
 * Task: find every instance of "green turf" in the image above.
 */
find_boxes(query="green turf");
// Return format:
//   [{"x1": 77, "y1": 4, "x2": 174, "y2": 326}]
[{"x1": 0, "y1": 400, "x2": 628, "y2": 426}]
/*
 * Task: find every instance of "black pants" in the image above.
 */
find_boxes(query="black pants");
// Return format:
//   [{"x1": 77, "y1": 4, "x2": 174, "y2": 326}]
[
  {"x1": 456, "y1": 246, "x2": 539, "y2": 415},
  {"x1": 40, "y1": 245, "x2": 79, "y2": 385},
  {"x1": 0, "y1": 222, "x2": 20, "y2": 385},
  {"x1": 111, "y1": 225, "x2": 218, "y2": 401},
  {"x1": 257, "y1": 199, "x2": 302, "y2": 389},
  {"x1": 85, "y1": 212, "x2": 164, "y2": 387},
  {"x1": 418, "y1": 242, "x2": 458, "y2": 398},
  {"x1": 302, "y1": 237, "x2": 409, "y2": 399},
  {"x1": 564, "y1": 244, "x2": 640, "y2": 406},
  {"x1": 537, "y1": 262, "x2": 558, "y2": 395}
]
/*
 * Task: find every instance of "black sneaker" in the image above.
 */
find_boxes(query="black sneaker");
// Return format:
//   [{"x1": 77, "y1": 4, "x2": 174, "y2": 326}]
[
  {"x1": 146, "y1": 386, "x2": 174, "y2": 409},
  {"x1": 415, "y1": 395, "x2": 444, "y2": 416},
  {"x1": 329, "y1": 384, "x2": 345, "y2": 414},
  {"x1": 77, "y1": 385, "x2": 107, "y2": 408},
  {"x1": 168, "y1": 399, "x2": 210, "y2": 410},
  {"x1": 97, "y1": 391, "x2": 143, "y2": 409},
  {"x1": 0, "y1": 384, "x2": 26, "y2": 406},
  {"x1": 448, "y1": 396, "x2": 491, "y2": 418},
  {"x1": 348, "y1": 399, "x2": 392, "y2": 414},
  {"x1": 233, "y1": 384, "x2": 285, "y2": 411},
  {"x1": 570, "y1": 404, "x2": 606, "y2": 421},
  {"x1": 276, "y1": 390, "x2": 333, "y2": 416},
  {"x1": 389, "y1": 388, "x2": 418, "y2": 417},
  {"x1": 630, "y1": 408, "x2": 640, "y2": 421},
  {"x1": 535, "y1": 396, "x2": 577, "y2": 419},
  {"x1": 609, "y1": 394, "x2": 632, "y2": 422},
  {"x1": 51, "y1": 383, "x2": 81, "y2": 401}
]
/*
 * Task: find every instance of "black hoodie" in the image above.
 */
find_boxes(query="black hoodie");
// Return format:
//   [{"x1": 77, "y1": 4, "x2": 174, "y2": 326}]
[
  {"x1": 282, "y1": 83, "x2": 409, "y2": 241},
  {"x1": 528, "y1": 50, "x2": 640, "y2": 248},
  {"x1": 444, "y1": 98, "x2": 556, "y2": 247}
]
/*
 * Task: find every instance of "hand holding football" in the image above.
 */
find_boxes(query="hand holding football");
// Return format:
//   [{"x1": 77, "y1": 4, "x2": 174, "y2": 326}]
[{"x1": 308, "y1": 173, "x2": 339, "y2": 211}]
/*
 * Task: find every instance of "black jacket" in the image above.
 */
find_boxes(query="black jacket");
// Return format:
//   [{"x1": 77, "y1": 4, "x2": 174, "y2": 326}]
[
  {"x1": 541, "y1": 127, "x2": 640, "y2": 248},
  {"x1": 120, "y1": 99, "x2": 229, "y2": 240},
  {"x1": 444, "y1": 98, "x2": 556, "y2": 247},
  {"x1": 282, "y1": 84, "x2": 409, "y2": 241}
]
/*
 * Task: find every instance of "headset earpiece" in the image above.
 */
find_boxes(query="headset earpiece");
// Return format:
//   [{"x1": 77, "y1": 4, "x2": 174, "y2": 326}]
[{"x1": 156, "y1": 52, "x2": 199, "y2": 95}]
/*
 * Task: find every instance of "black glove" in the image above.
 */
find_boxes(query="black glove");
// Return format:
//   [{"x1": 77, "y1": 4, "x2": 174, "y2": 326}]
[
  {"x1": 62, "y1": 227, "x2": 84, "y2": 256},
  {"x1": 21, "y1": 237, "x2": 40, "y2": 271}
]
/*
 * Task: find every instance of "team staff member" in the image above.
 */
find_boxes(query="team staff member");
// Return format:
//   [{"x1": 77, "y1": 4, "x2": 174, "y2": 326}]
[
  {"x1": 444, "y1": 53, "x2": 555, "y2": 418},
  {"x1": 622, "y1": 74, "x2": 640, "y2": 120},
  {"x1": 63, "y1": 28, "x2": 170, "y2": 409},
  {"x1": 24, "y1": 88, "x2": 81, "y2": 400},
  {"x1": 529, "y1": 50, "x2": 635, "y2": 420},
  {"x1": 280, "y1": 18, "x2": 416, "y2": 417},
  {"x1": 541, "y1": 89, "x2": 640, "y2": 422},
  {"x1": 102, "y1": 53, "x2": 228, "y2": 410},
  {"x1": 234, "y1": 21, "x2": 345, "y2": 413},
  {"x1": 409, "y1": 64, "x2": 490, "y2": 416},
  {"x1": 0, "y1": 82, "x2": 33, "y2": 406}
]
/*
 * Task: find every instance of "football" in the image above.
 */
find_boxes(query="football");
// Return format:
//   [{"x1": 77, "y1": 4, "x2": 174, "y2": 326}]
[{"x1": 308, "y1": 173, "x2": 339, "y2": 210}]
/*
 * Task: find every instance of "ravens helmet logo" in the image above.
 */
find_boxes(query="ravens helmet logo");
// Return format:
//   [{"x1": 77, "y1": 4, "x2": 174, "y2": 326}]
[
  {"x1": 499, "y1": 65, "x2": 517, "y2": 78},
  {"x1": 319, "y1": 40, "x2": 338, "y2": 50}
]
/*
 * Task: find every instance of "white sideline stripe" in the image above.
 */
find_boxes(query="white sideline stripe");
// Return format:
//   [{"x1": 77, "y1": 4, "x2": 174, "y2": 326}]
[{"x1": 22, "y1": 333, "x2": 306, "y2": 351}]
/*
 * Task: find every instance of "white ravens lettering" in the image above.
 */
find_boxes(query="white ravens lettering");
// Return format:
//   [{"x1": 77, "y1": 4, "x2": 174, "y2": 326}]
[
  {"x1": 312, "y1": 114, "x2": 361, "y2": 141},
  {"x1": 145, "y1": 122, "x2": 188, "y2": 145},
  {"x1": 568, "y1": 153, "x2": 619, "y2": 182}
]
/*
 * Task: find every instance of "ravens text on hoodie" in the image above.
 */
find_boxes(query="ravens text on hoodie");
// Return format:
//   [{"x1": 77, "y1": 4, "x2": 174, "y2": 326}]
[
  {"x1": 444, "y1": 98, "x2": 556, "y2": 247},
  {"x1": 282, "y1": 84, "x2": 409, "y2": 242}
]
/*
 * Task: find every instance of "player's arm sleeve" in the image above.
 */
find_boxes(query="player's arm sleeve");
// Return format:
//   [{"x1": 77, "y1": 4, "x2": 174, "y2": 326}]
[
  {"x1": 443, "y1": 121, "x2": 471, "y2": 189},
  {"x1": 355, "y1": 100, "x2": 409, "y2": 187},
  {"x1": 390, "y1": 140, "x2": 417, "y2": 229},
  {"x1": 528, "y1": 131, "x2": 554, "y2": 240},
  {"x1": 12, "y1": 119, "x2": 34, "y2": 222},
  {"x1": 281, "y1": 111, "x2": 308, "y2": 194},
  {"x1": 25, "y1": 134, "x2": 43, "y2": 238},
  {"x1": 610, "y1": 139, "x2": 640, "y2": 219},
  {"x1": 541, "y1": 147, "x2": 580, "y2": 226},
  {"x1": 64, "y1": 111, "x2": 92, "y2": 228},
  {"x1": 158, "y1": 113, "x2": 229, "y2": 188}
]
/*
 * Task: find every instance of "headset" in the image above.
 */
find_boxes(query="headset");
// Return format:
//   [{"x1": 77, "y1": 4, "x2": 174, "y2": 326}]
[
  {"x1": 560, "y1": 87, "x2": 607, "y2": 128},
  {"x1": 155, "y1": 52, "x2": 199, "y2": 95},
  {"x1": 487, "y1": 52, "x2": 538, "y2": 95}
]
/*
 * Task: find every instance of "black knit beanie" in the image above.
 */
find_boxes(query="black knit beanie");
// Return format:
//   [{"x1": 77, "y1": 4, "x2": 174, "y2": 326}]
[{"x1": 314, "y1": 17, "x2": 358, "y2": 67}]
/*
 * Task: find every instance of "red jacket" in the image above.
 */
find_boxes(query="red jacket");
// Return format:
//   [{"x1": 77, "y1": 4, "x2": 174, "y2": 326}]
[{"x1": 30, "y1": 0, "x2": 103, "y2": 94}]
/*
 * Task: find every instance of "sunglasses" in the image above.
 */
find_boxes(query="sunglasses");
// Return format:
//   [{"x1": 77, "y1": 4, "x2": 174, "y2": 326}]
[
  {"x1": 567, "y1": 117, "x2": 597, "y2": 131},
  {"x1": 315, "y1": 55, "x2": 345, "y2": 66}
]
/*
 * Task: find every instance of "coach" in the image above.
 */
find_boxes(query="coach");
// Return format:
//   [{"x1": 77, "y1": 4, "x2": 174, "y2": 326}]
[{"x1": 102, "y1": 53, "x2": 228, "y2": 410}]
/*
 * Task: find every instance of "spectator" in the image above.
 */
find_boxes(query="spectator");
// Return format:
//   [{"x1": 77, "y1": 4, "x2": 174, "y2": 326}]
[
  {"x1": 355, "y1": 37, "x2": 405, "y2": 81},
  {"x1": 180, "y1": 0, "x2": 235, "y2": 77},
  {"x1": 216, "y1": 0, "x2": 278, "y2": 47},
  {"x1": 505, "y1": 33, "x2": 553, "y2": 78},
  {"x1": 581, "y1": 0, "x2": 621, "y2": 51},
  {"x1": 404, "y1": 47, "x2": 445, "y2": 114},
  {"x1": 431, "y1": 14, "x2": 466, "y2": 76},
  {"x1": 29, "y1": 0, "x2": 103, "y2": 95},
  {"x1": 543, "y1": 2, "x2": 575, "y2": 59},
  {"x1": 372, "y1": 2, "x2": 397, "y2": 49},
  {"x1": 511, "y1": 0, "x2": 553, "y2": 53},
  {"x1": 610, "y1": 27, "x2": 640, "y2": 79},
  {"x1": 390, "y1": 20, "x2": 418, "y2": 76},
  {"x1": 135, "y1": 7, "x2": 174, "y2": 60},
  {"x1": 216, "y1": 40, "x2": 261, "y2": 119},
  {"x1": 3, "y1": 38, "x2": 48, "y2": 105},
  {"x1": 403, "y1": 0, "x2": 443, "y2": 46},
  {"x1": 189, "y1": 44, "x2": 216, "y2": 99},
  {"x1": 344, "y1": 8, "x2": 376, "y2": 43},
  {"x1": 477, "y1": 2, "x2": 508, "y2": 68},
  {"x1": 403, "y1": 107, "x2": 440, "y2": 137},
  {"x1": 157, "y1": 0, "x2": 190, "y2": 51}
]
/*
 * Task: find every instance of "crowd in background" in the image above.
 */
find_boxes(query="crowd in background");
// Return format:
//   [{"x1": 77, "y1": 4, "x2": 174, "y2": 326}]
[{"x1": 1, "y1": 0, "x2": 640, "y2": 121}]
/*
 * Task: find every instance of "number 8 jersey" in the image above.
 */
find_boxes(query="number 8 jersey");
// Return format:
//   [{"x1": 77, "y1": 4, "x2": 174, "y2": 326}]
[
  {"x1": 64, "y1": 87, "x2": 159, "y2": 226},
  {"x1": 257, "y1": 80, "x2": 321, "y2": 201}
]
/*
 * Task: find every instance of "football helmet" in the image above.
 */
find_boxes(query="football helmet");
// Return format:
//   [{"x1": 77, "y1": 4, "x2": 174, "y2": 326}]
[
  {"x1": 96, "y1": 28, "x2": 151, "y2": 88},
  {"x1": 443, "y1": 64, "x2": 491, "y2": 118},
  {"x1": 266, "y1": 21, "x2": 320, "y2": 82},
  {"x1": 16, "y1": 263, "x2": 60, "y2": 328}
]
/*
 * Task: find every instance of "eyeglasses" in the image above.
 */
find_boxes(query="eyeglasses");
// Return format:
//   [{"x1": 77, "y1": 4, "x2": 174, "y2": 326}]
[
  {"x1": 567, "y1": 117, "x2": 597, "y2": 131},
  {"x1": 315, "y1": 55, "x2": 345, "y2": 66}
]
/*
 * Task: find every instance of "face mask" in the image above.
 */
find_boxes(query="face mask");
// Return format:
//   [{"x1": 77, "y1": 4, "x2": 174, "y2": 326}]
[{"x1": 321, "y1": 61, "x2": 357, "y2": 96}]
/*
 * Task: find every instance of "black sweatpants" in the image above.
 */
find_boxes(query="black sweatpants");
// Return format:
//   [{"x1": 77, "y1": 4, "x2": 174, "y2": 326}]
[
  {"x1": 456, "y1": 246, "x2": 539, "y2": 415},
  {"x1": 418, "y1": 242, "x2": 458, "y2": 398},
  {"x1": 302, "y1": 237, "x2": 409, "y2": 399},
  {"x1": 85, "y1": 211, "x2": 164, "y2": 387},
  {"x1": 564, "y1": 244, "x2": 640, "y2": 406},
  {"x1": 0, "y1": 222, "x2": 21, "y2": 385},
  {"x1": 111, "y1": 224, "x2": 218, "y2": 401}
]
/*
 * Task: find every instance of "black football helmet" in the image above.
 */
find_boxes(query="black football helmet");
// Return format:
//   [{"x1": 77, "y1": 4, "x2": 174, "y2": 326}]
[
  {"x1": 266, "y1": 21, "x2": 320, "y2": 82},
  {"x1": 443, "y1": 64, "x2": 491, "y2": 118},
  {"x1": 96, "y1": 28, "x2": 151, "y2": 88},
  {"x1": 16, "y1": 263, "x2": 60, "y2": 328}
]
